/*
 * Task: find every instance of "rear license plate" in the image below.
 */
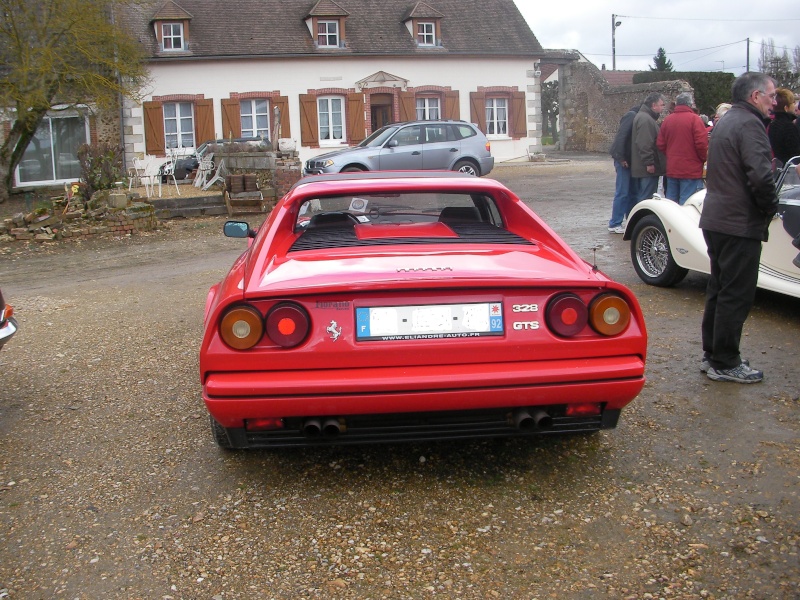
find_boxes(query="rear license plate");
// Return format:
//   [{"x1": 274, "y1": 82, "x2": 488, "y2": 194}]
[{"x1": 355, "y1": 302, "x2": 503, "y2": 341}]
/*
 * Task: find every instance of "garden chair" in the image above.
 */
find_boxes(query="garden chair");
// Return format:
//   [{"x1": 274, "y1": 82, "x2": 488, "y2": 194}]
[
  {"x1": 202, "y1": 159, "x2": 226, "y2": 191},
  {"x1": 161, "y1": 160, "x2": 181, "y2": 196},
  {"x1": 128, "y1": 155, "x2": 153, "y2": 192},
  {"x1": 193, "y1": 153, "x2": 215, "y2": 188}
]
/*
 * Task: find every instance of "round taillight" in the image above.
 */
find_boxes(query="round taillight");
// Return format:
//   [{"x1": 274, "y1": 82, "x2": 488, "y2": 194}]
[
  {"x1": 266, "y1": 302, "x2": 310, "y2": 348},
  {"x1": 220, "y1": 305, "x2": 264, "y2": 350},
  {"x1": 545, "y1": 293, "x2": 588, "y2": 337},
  {"x1": 589, "y1": 294, "x2": 631, "y2": 336}
]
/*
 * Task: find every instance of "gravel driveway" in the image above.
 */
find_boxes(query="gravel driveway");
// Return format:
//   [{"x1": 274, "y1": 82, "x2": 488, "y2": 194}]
[{"x1": 1, "y1": 157, "x2": 798, "y2": 599}]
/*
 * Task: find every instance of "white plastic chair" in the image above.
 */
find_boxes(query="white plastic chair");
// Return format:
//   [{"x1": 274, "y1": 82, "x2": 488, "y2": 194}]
[
  {"x1": 202, "y1": 159, "x2": 226, "y2": 191},
  {"x1": 128, "y1": 156, "x2": 153, "y2": 191},
  {"x1": 139, "y1": 158, "x2": 168, "y2": 198},
  {"x1": 162, "y1": 160, "x2": 181, "y2": 196},
  {"x1": 193, "y1": 153, "x2": 215, "y2": 188}
]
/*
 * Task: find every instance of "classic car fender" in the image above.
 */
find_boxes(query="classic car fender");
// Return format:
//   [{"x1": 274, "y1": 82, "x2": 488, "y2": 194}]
[{"x1": 624, "y1": 193, "x2": 711, "y2": 274}]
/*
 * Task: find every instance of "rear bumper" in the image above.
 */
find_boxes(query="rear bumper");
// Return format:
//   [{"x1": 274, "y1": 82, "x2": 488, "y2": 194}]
[{"x1": 203, "y1": 356, "x2": 644, "y2": 445}]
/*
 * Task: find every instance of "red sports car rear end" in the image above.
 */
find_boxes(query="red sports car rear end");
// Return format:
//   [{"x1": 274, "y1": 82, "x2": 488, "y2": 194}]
[{"x1": 200, "y1": 172, "x2": 647, "y2": 448}]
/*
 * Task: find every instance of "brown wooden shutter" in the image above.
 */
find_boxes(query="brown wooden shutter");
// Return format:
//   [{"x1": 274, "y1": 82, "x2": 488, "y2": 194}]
[
  {"x1": 143, "y1": 101, "x2": 165, "y2": 156},
  {"x1": 299, "y1": 94, "x2": 318, "y2": 146},
  {"x1": 272, "y1": 96, "x2": 291, "y2": 139},
  {"x1": 469, "y1": 92, "x2": 486, "y2": 133},
  {"x1": 510, "y1": 91, "x2": 527, "y2": 138},
  {"x1": 443, "y1": 91, "x2": 460, "y2": 120},
  {"x1": 398, "y1": 91, "x2": 415, "y2": 122},
  {"x1": 221, "y1": 98, "x2": 241, "y2": 140},
  {"x1": 347, "y1": 93, "x2": 365, "y2": 143},
  {"x1": 194, "y1": 99, "x2": 215, "y2": 146}
]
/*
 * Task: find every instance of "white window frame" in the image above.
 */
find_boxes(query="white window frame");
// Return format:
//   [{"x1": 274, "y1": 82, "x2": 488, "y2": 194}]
[
  {"x1": 317, "y1": 20, "x2": 339, "y2": 47},
  {"x1": 163, "y1": 101, "x2": 195, "y2": 149},
  {"x1": 13, "y1": 110, "x2": 89, "y2": 187},
  {"x1": 415, "y1": 97, "x2": 440, "y2": 121},
  {"x1": 161, "y1": 23, "x2": 184, "y2": 51},
  {"x1": 485, "y1": 97, "x2": 509, "y2": 137},
  {"x1": 417, "y1": 22, "x2": 435, "y2": 46},
  {"x1": 240, "y1": 99, "x2": 270, "y2": 139},
  {"x1": 317, "y1": 96, "x2": 346, "y2": 146}
]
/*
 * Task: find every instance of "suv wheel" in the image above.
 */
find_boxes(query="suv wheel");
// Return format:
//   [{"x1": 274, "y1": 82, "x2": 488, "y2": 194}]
[{"x1": 453, "y1": 160, "x2": 479, "y2": 176}]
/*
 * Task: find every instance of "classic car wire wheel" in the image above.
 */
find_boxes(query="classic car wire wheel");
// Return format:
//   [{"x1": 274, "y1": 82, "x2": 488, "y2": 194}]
[
  {"x1": 631, "y1": 215, "x2": 689, "y2": 287},
  {"x1": 635, "y1": 224, "x2": 669, "y2": 278}
]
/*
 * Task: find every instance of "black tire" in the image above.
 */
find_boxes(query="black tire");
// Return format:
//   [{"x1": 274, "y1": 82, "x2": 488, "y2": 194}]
[
  {"x1": 453, "y1": 160, "x2": 479, "y2": 177},
  {"x1": 630, "y1": 215, "x2": 689, "y2": 287},
  {"x1": 209, "y1": 416, "x2": 234, "y2": 450},
  {"x1": 341, "y1": 166, "x2": 365, "y2": 173}
]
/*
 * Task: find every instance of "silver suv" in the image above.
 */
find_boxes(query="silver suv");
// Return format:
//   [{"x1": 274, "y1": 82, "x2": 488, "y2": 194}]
[{"x1": 303, "y1": 120, "x2": 494, "y2": 177}]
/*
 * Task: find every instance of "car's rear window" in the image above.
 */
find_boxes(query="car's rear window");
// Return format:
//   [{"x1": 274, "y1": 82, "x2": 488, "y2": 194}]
[{"x1": 295, "y1": 192, "x2": 502, "y2": 230}]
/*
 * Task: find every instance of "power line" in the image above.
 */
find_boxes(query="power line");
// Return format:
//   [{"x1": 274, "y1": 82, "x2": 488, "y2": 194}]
[{"x1": 614, "y1": 14, "x2": 800, "y2": 22}]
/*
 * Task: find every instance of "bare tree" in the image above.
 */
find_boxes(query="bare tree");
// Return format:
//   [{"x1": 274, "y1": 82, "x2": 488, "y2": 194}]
[
  {"x1": 758, "y1": 38, "x2": 799, "y2": 91},
  {"x1": 0, "y1": 0, "x2": 149, "y2": 202}
]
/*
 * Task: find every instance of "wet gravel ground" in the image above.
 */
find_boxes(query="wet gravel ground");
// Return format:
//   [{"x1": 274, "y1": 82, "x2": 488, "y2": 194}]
[{"x1": 1, "y1": 157, "x2": 799, "y2": 599}]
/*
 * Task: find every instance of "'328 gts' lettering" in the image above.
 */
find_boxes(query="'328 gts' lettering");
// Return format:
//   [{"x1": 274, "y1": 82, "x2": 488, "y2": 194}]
[{"x1": 511, "y1": 304, "x2": 539, "y2": 312}]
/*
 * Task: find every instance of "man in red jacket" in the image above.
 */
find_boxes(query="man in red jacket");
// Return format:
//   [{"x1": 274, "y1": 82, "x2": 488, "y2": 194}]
[{"x1": 656, "y1": 92, "x2": 709, "y2": 204}]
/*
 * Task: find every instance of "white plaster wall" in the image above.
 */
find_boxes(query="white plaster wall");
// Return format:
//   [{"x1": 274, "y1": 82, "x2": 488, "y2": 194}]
[{"x1": 127, "y1": 56, "x2": 540, "y2": 165}]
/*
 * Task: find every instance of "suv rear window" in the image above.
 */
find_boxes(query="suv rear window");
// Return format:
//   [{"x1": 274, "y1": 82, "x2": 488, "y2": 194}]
[{"x1": 452, "y1": 124, "x2": 477, "y2": 140}]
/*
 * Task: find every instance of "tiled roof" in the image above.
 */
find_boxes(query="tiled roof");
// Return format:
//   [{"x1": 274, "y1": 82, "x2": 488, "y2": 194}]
[
  {"x1": 122, "y1": 0, "x2": 542, "y2": 59},
  {"x1": 307, "y1": 0, "x2": 350, "y2": 17},
  {"x1": 151, "y1": 0, "x2": 193, "y2": 21},
  {"x1": 405, "y1": 2, "x2": 445, "y2": 19},
  {"x1": 601, "y1": 70, "x2": 642, "y2": 86}
]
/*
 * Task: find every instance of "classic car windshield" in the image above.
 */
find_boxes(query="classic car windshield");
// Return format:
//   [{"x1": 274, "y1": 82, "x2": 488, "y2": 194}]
[
  {"x1": 295, "y1": 192, "x2": 502, "y2": 229},
  {"x1": 358, "y1": 126, "x2": 400, "y2": 148}
]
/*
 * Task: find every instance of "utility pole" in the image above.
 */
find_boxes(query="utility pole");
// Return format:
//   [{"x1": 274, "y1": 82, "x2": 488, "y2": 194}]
[{"x1": 611, "y1": 15, "x2": 622, "y2": 70}]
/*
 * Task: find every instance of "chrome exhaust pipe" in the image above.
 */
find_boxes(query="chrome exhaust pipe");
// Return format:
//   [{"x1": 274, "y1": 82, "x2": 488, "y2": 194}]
[
  {"x1": 512, "y1": 408, "x2": 535, "y2": 431},
  {"x1": 322, "y1": 417, "x2": 343, "y2": 439},
  {"x1": 532, "y1": 410, "x2": 553, "y2": 429},
  {"x1": 302, "y1": 418, "x2": 322, "y2": 438}
]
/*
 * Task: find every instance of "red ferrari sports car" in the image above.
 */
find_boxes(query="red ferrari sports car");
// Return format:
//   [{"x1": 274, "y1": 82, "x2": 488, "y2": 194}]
[{"x1": 200, "y1": 171, "x2": 647, "y2": 448}]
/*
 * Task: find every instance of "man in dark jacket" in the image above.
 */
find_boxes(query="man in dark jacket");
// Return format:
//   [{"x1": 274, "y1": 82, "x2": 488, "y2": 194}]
[
  {"x1": 700, "y1": 72, "x2": 778, "y2": 383},
  {"x1": 631, "y1": 93, "x2": 666, "y2": 201},
  {"x1": 607, "y1": 105, "x2": 640, "y2": 233}
]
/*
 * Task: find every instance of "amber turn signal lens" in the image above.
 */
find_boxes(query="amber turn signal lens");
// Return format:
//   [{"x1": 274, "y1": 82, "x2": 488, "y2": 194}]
[
  {"x1": 220, "y1": 305, "x2": 264, "y2": 350},
  {"x1": 589, "y1": 294, "x2": 631, "y2": 336}
]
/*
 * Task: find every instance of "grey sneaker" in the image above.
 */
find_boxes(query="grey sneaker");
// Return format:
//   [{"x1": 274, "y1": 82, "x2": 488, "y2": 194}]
[
  {"x1": 700, "y1": 357, "x2": 749, "y2": 373},
  {"x1": 607, "y1": 225, "x2": 625, "y2": 234},
  {"x1": 707, "y1": 363, "x2": 763, "y2": 383}
]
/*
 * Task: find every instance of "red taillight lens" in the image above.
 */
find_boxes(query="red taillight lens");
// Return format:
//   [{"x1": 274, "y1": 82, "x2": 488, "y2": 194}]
[
  {"x1": 220, "y1": 305, "x2": 264, "y2": 350},
  {"x1": 485, "y1": 141, "x2": 491, "y2": 152},
  {"x1": 545, "y1": 294, "x2": 588, "y2": 337},
  {"x1": 245, "y1": 418, "x2": 285, "y2": 431},
  {"x1": 266, "y1": 302, "x2": 310, "y2": 348},
  {"x1": 589, "y1": 294, "x2": 631, "y2": 336}
]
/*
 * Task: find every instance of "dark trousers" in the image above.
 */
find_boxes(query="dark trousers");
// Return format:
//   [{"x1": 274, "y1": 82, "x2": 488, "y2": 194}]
[{"x1": 701, "y1": 230, "x2": 762, "y2": 370}]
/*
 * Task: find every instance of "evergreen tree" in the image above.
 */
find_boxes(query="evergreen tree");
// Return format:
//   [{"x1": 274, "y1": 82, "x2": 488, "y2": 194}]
[{"x1": 650, "y1": 48, "x2": 674, "y2": 72}]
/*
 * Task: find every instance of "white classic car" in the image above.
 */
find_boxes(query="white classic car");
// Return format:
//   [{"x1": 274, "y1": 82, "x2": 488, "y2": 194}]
[{"x1": 624, "y1": 156, "x2": 800, "y2": 298}]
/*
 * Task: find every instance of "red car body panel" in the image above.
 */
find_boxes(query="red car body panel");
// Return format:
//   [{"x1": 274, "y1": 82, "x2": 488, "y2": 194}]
[{"x1": 199, "y1": 172, "x2": 647, "y2": 448}]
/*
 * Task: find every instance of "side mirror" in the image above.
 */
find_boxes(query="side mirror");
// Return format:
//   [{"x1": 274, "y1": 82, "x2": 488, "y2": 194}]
[
  {"x1": 387, "y1": 139, "x2": 399, "y2": 148},
  {"x1": 224, "y1": 220, "x2": 255, "y2": 238}
]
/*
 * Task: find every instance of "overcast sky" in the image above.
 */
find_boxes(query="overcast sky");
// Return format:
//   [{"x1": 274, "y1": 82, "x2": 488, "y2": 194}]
[{"x1": 513, "y1": 1, "x2": 799, "y2": 76}]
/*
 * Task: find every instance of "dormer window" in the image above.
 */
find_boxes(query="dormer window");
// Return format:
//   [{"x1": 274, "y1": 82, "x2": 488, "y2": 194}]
[
  {"x1": 161, "y1": 23, "x2": 184, "y2": 51},
  {"x1": 416, "y1": 22, "x2": 435, "y2": 46},
  {"x1": 317, "y1": 20, "x2": 339, "y2": 47}
]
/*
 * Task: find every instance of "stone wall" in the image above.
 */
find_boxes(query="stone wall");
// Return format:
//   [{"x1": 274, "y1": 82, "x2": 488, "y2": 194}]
[{"x1": 561, "y1": 61, "x2": 692, "y2": 152}]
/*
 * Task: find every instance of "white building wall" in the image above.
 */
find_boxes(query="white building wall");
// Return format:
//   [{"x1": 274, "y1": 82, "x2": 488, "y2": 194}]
[{"x1": 127, "y1": 56, "x2": 540, "y2": 165}]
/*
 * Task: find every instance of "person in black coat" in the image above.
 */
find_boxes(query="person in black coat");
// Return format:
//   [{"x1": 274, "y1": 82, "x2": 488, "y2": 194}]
[{"x1": 768, "y1": 88, "x2": 800, "y2": 167}]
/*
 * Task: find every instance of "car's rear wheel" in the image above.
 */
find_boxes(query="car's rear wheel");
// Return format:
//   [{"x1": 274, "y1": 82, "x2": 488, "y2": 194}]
[
  {"x1": 630, "y1": 215, "x2": 689, "y2": 287},
  {"x1": 341, "y1": 166, "x2": 365, "y2": 172},
  {"x1": 209, "y1": 416, "x2": 234, "y2": 449},
  {"x1": 453, "y1": 160, "x2": 479, "y2": 176}
]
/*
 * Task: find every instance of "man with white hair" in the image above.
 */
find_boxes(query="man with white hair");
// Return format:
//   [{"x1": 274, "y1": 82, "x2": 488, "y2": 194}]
[
  {"x1": 656, "y1": 92, "x2": 708, "y2": 204},
  {"x1": 699, "y1": 72, "x2": 778, "y2": 384}
]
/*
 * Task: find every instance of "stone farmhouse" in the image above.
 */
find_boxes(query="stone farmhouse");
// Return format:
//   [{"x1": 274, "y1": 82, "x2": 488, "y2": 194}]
[{"x1": 119, "y1": 0, "x2": 545, "y2": 171}]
